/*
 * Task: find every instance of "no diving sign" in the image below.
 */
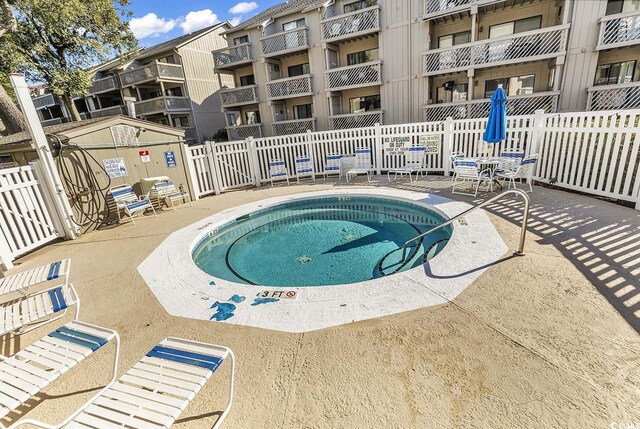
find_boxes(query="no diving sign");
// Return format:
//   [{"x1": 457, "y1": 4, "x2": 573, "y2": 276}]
[{"x1": 257, "y1": 290, "x2": 298, "y2": 300}]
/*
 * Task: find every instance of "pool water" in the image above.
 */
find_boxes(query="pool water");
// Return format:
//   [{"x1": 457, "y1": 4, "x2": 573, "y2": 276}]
[{"x1": 192, "y1": 196, "x2": 452, "y2": 287}]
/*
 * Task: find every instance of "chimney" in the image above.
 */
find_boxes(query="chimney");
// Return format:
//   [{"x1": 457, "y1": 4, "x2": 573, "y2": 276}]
[{"x1": 123, "y1": 97, "x2": 137, "y2": 118}]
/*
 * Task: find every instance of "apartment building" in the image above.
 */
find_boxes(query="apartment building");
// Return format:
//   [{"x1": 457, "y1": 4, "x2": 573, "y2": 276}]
[{"x1": 214, "y1": 0, "x2": 640, "y2": 139}]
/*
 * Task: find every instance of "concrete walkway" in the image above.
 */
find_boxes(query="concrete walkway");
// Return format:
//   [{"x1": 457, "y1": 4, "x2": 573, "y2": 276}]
[{"x1": 3, "y1": 177, "x2": 639, "y2": 429}]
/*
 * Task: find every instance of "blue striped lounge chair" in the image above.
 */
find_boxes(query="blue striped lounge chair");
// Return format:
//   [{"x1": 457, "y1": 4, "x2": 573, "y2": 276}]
[
  {"x1": 452, "y1": 159, "x2": 493, "y2": 197},
  {"x1": 496, "y1": 154, "x2": 538, "y2": 193},
  {"x1": 295, "y1": 155, "x2": 315, "y2": 183},
  {"x1": 387, "y1": 146, "x2": 428, "y2": 183},
  {"x1": 151, "y1": 180, "x2": 192, "y2": 210},
  {"x1": 0, "y1": 259, "x2": 70, "y2": 298},
  {"x1": 20, "y1": 338, "x2": 235, "y2": 429},
  {"x1": 346, "y1": 148, "x2": 373, "y2": 183},
  {"x1": 109, "y1": 184, "x2": 157, "y2": 224},
  {"x1": 0, "y1": 321, "x2": 119, "y2": 424},
  {"x1": 269, "y1": 159, "x2": 289, "y2": 187},
  {"x1": 323, "y1": 154, "x2": 341, "y2": 180},
  {"x1": 497, "y1": 150, "x2": 526, "y2": 173}
]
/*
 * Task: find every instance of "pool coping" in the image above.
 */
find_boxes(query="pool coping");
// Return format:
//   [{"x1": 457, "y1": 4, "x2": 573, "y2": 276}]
[{"x1": 138, "y1": 188, "x2": 509, "y2": 332}]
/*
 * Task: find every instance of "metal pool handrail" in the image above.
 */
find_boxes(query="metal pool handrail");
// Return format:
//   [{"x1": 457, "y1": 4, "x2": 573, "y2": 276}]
[{"x1": 400, "y1": 189, "x2": 531, "y2": 262}]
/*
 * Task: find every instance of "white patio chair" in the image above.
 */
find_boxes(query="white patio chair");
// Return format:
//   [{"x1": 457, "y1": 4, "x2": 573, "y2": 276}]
[
  {"x1": 323, "y1": 154, "x2": 341, "y2": 180},
  {"x1": 109, "y1": 184, "x2": 157, "y2": 224},
  {"x1": 295, "y1": 155, "x2": 315, "y2": 183},
  {"x1": 19, "y1": 338, "x2": 235, "y2": 429},
  {"x1": 0, "y1": 259, "x2": 70, "y2": 299},
  {"x1": 269, "y1": 159, "x2": 290, "y2": 187},
  {"x1": 346, "y1": 148, "x2": 373, "y2": 183},
  {"x1": 387, "y1": 146, "x2": 428, "y2": 182},
  {"x1": 449, "y1": 152, "x2": 465, "y2": 181},
  {"x1": 0, "y1": 283, "x2": 79, "y2": 336},
  {"x1": 496, "y1": 154, "x2": 538, "y2": 193},
  {"x1": 150, "y1": 180, "x2": 192, "y2": 210},
  {"x1": 452, "y1": 159, "x2": 493, "y2": 197},
  {"x1": 0, "y1": 321, "x2": 119, "y2": 423},
  {"x1": 497, "y1": 150, "x2": 526, "y2": 173}
]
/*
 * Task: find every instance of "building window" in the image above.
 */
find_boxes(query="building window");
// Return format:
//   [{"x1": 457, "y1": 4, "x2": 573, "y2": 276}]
[
  {"x1": 344, "y1": 0, "x2": 377, "y2": 13},
  {"x1": 349, "y1": 94, "x2": 381, "y2": 113},
  {"x1": 157, "y1": 55, "x2": 177, "y2": 64},
  {"x1": 489, "y1": 16, "x2": 542, "y2": 38},
  {"x1": 594, "y1": 61, "x2": 636, "y2": 85},
  {"x1": 288, "y1": 63, "x2": 310, "y2": 77},
  {"x1": 606, "y1": 0, "x2": 640, "y2": 15},
  {"x1": 438, "y1": 31, "x2": 471, "y2": 48},
  {"x1": 283, "y1": 18, "x2": 305, "y2": 31},
  {"x1": 164, "y1": 87, "x2": 183, "y2": 97},
  {"x1": 233, "y1": 35, "x2": 249, "y2": 45},
  {"x1": 294, "y1": 104, "x2": 313, "y2": 119},
  {"x1": 347, "y1": 48, "x2": 379, "y2": 65},
  {"x1": 437, "y1": 83, "x2": 468, "y2": 103},
  {"x1": 239, "y1": 74, "x2": 256, "y2": 86},
  {"x1": 485, "y1": 75, "x2": 535, "y2": 98},
  {"x1": 173, "y1": 116, "x2": 190, "y2": 128},
  {"x1": 245, "y1": 110, "x2": 261, "y2": 124}
]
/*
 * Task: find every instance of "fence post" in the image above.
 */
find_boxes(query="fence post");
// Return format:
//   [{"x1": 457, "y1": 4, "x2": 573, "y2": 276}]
[
  {"x1": 374, "y1": 123, "x2": 383, "y2": 175},
  {"x1": 443, "y1": 117, "x2": 453, "y2": 177},
  {"x1": 306, "y1": 130, "x2": 316, "y2": 181},
  {"x1": 184, "y1": 145, "x2": 202, "y2": 200},
  {"x1": 247, "y1": 137, "x2": 262, "y2": 187},
  {"x1": 205, "y1": 140, "x2": 222, "y2": 195},
  {"x1": 530, "y1": 109, "x2": 545, "y2": 155}
]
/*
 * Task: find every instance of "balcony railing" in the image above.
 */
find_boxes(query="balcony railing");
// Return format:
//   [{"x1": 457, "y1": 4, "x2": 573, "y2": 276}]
[
  {"x1": 220, "y1": 85, "x2": 259, "y2": 108},
  {"x1": 226, "y1": 124, "x2": 263, "y2": 141},
  {"x1": 260, "y1": 27, "x2": 309, "y2": 57},
  {"x1": 89, "y1": 75, "x2": 119, "y2": 94},
  {"x1": 423, "y1": 25, "x2": 569, "y2": 75},
  {"x1": 423, "y1": 91, "x2": 559, "y2": 121},
  {"x1": 586, "y1": 81, "x2": 640, "y2": 111},
  {"x1": 32, "y1": 93, "x2": 56, "y2": 109},
  {"x1": 330, "y1": 111, "x2": 382, "y2": 129},
  {"x1": 325, "y1": 61, "x2": 382, "y2": 91},
  {"x1": 119, "y1": 62, "x2": 185, "y2": 87},
  {"x1": 322, "y1": 6, "x2": 380, "y2": 42},
  {"x1": 272, "y1": 118, "x2": 316, "y2": 136},
  {"x1": 135, "y1": 96, "x2": 191, "y2": 116},
  {"x1": 213, "y1": 43, "x2": 253, "y2": 69},
  {"x1": 40, "y1": 117, "x2": 64, "y2": 127},
  {"x1": 90, "y1": 105, "x2": 127, "y2": 118},
  {"x1": 266, "y1": 75, "x2": 313, "y2": 100},
  {"x1": 596, "y1": 10, "x2": 640, "y2": 50},
  {"x1": 423, "y1": 0, "x2": 504, "y2": 19}
]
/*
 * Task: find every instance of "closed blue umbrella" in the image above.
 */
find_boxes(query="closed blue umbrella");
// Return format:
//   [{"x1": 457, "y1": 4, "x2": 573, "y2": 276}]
[{"x1": 483, "y1": 86, "x2": 507, "y2": 144}]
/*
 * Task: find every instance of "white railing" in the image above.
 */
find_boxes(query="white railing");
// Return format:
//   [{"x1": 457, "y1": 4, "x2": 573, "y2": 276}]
[
  {"x1": 424, "y1": 0, "x2": 472, "y2": 17},
  {"x1": 89, "y1": 75, "x2": 119, "y2": 94},
  {"x1": 90, "y1": 105, "x2": 127, "y2": 118},
  {"x1": 272, "y1": 118, "x2": 316, "y2": 135},
  {"x1": 325, "y1": 61, "x2": 382, "y2": 91},
  {"x1": 322, "y1": 6, "x2": 380, "y2": 42},
  {"x1": 266, "y1": 75, "x2": 313, "y2": 100},
  {"x1": 330, "y1": 111, "x2": 383, "y2": 129},
  {"x1": 213, "y1": 43, "x2": 252, "y2": 69},
  {"x1": 226, "y1": 124, "x2": 263, "y2": 140},
  {"x1": 135, "y1": 96, "x2": 191, "y2": 115},
  {"x1": 40, "y1": 118, "x2": 64, "y2": 127},
  {"x1": 587, "y1": 82, "x2": 640, "y2": 111},
  {"x1": 260, "y1": 27, "x2": 309, "y2": 57},
  {"x1": 220, "y1": 85, "x2": 259, "y2": 107},
  {"x1": 424, "y1": 91, "x2": 560, "y2": 121},
  {"x1": 32, "y1": 93, "x2": 56, "y2": 109},
  {"x1": 597, "y1": 10, "x2": 640, "y2": 50},
  {"x1": 423, "y1": 25, "x2": 569, "y2": 75},
  {"x1": 119, "y1": 62, "x2": 185, "y2": 86}
]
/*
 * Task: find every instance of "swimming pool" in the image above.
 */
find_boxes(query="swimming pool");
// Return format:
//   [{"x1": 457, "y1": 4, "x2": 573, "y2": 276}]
[{"x1": 192, "y1": 196, "x2": 452, "y2": 286}]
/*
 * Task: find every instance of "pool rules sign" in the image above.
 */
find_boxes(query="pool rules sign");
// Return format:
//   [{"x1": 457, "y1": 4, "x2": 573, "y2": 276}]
[{"x1": 139, "y1": 150, "x2": 151, "y2": 164}]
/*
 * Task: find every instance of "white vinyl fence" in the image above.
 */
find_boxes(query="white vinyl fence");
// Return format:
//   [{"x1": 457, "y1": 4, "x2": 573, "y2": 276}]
[{"x1": 185, "y1": 109, "x2": 640, "y2": 210}]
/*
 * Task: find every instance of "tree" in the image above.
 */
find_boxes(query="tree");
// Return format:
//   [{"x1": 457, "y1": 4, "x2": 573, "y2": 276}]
[
  {"x1": 0, "y1": 0, "x2": 26, "y2": 134},
  {"x1": 0, "y1": 0, "x2": 137, "y2": 122}
]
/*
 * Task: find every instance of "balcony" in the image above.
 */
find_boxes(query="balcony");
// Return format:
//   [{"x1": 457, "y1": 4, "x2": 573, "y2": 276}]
[
  {"x1": 226, "y1": 124, "x2": 263, "y2": 141},
  {"x1": 135, "y1": 96, "x2": 191, "y2": 116},
  {"x1": 586, "y1": 82, "x2": 640, "y2": 111},
  {"x1": 272, "y1": 118, "x2": 316, "y2": 136},
  {"x1": 89, "y1": 75, "x2": 119, "y2": 94},
  {"x1": 260, "y1": 27, "x2": 309, "y2": 58},
  {"x1": 213, "y1": 43, "x2": 253, "y2": 70},
  {"x1": 423, "y1": 91, "x2": 559, "y2": 121},
  {"x1": 266, "y1": 75, "x2": 313, "y2": 100},
  {"x1": 423, "y1": 25, "x2": 569, "y2": 76},
  {"x1": 119, "y1": 62, "x2": 185, "y2": 87},
  {"x1": 596, "y1": 10, "x2": 640, "y2": 50},
  {"x1": 220, "y1": 85, "x2": 259, "y2": 108},
  {"x1": 325, "y1": 61, "x2": 382, "y2": 91},
  {"x1": 90, "y1": 105, "x2": 127, "y2": 118},
  {"x1": 32, "y1": 93, "x2": 56, "y2": 110},
  {"x1": 330, "y1": 111, "x2": 382, "y2": 130},
  {"x1": 423, "y1": 0, "x2": 512, "y2": 20},
  {"x1": 321, "y1": 6, "x2": 380, "y2": 43}
]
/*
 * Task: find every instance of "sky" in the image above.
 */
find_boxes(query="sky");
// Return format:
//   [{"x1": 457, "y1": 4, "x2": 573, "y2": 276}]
[{"x1": 127, "y1": 1, "x2": 282, "y2": 46}]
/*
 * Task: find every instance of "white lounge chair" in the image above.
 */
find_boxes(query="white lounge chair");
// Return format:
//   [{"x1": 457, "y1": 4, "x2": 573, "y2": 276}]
[
  {"x1": 0, "y1": 283, "x2": 79, "y2": 336},
  {"x1": 150, "y1": 180, "x2": 192, "y2": 210},
  {"x1": 295, "y1": 155, "x2": 315, "y2": 183},
  {"x1": 109, "y1": 184, "x2": 157, "y2": 224},
  {"x1": 0, "y1": 321, "x2": 119, "y2": 423},
  {"x1": 387, "y1": 146, "x2": 428, "y2": 182},
  {"x1": 496, "y1": 154, "x2": 538, "y2": 193},
  {"x1": 0, "y1": 259, "x2": 70, "y2": 299},
  {"x1": 449, "y1": 152, "x2": 465, "y2": 181},
  {"x1": 19, "y1": 338, "x2": 235, "y2": 429},
  {"x1": 269, "y1": 159, "x2": 289, "y2": 187},
  {"x1": 452, "y1": 159, "x2": 493, "y2": 197},
  {"x1": 323, "y1": 154, "x2": 341, "y2": 180},
  {"x1": 346, "y1": 148, "x2": 373, "y2": 183}
]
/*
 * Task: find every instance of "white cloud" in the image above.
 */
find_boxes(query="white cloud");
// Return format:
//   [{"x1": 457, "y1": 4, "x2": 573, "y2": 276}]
[
  {"x1": 229, "y1": 17, "x2": 242, "y2": 26},
  {"x1": 229, "y1": 2, "x2": 258, "y2": 14},
  {"x1": 129, "y1": 13, "x2": 177, "y2": 39},
  {"x1": 179, "y1": 9, "x2": 220, "y2": 33}
]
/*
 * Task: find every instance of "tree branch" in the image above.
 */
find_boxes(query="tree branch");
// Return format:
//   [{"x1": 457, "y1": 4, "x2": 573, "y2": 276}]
[{"x1": 0, "y1": 0, "x2": 16, "y2": 37}]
